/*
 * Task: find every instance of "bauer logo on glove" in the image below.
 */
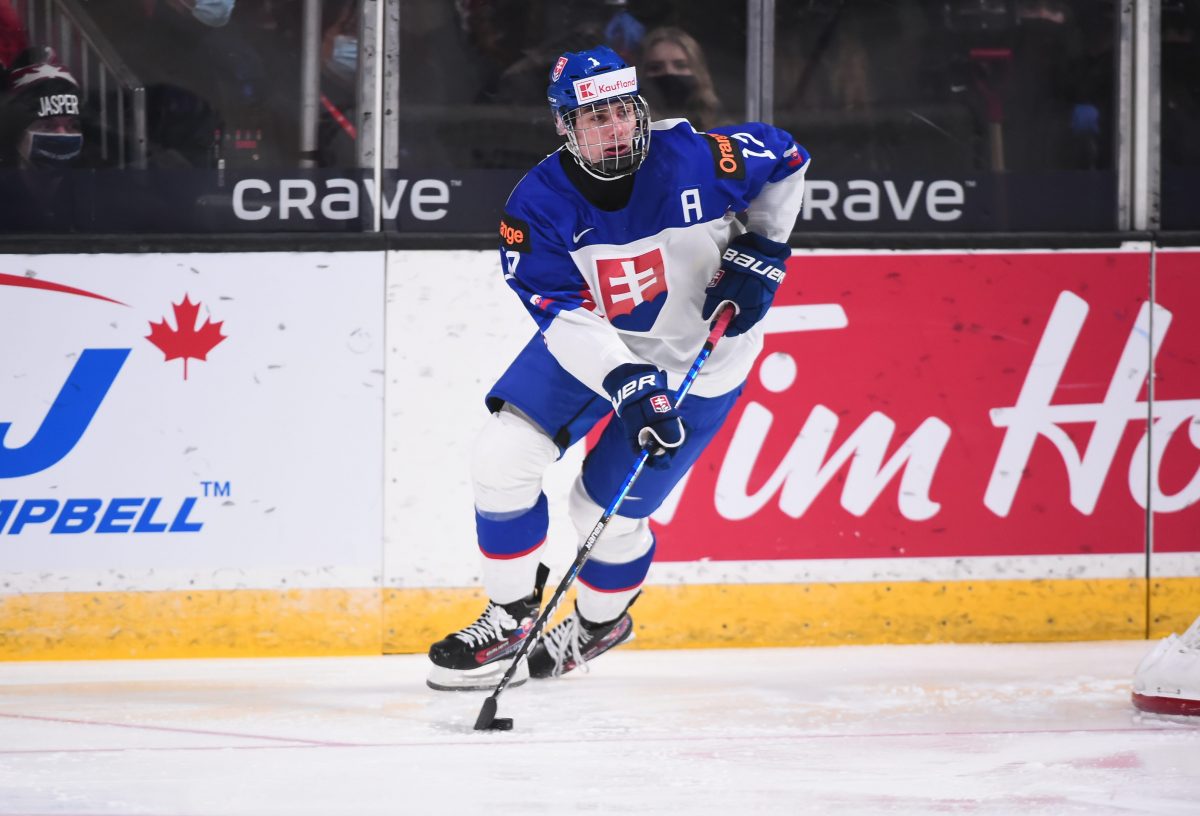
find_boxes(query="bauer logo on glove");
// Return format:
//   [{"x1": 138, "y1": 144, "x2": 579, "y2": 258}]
[
  {"x1": 720, "y1": 247, "x2": 786, "y2": 284},
  {"x1": 702, "y1": 231, "x2": 792, "y2": 338},
  {"x1": 602, "y1": 363, "x2": 687, "y2": 469},
  {"x1": 608, "y1": 371, "x2": 660, "y2": 412}
]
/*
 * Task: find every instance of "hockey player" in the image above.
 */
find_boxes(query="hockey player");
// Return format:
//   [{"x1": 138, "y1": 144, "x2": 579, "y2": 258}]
[{"x1": 427, "y1": 45, "x2": 809, "y2": 691}]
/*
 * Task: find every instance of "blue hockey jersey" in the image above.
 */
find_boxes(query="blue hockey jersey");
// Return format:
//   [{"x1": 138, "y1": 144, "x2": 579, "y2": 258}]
[{"x1": 498, "y1": 118, "x2": 810, "y2": 399}]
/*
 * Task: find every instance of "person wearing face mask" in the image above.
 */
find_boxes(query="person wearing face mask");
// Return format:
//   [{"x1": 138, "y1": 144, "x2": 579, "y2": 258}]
[
  {"x1": 321, "y1": 0, "x2": 359, "y2": 82},
  {"x1": 638, "y1": 27, "x2": 723, "y2": 131},
  {"x1": 174, "y1": 0, "x2": 236, "y2": 29},
  {"x1": 0, "y1": 54, "x2": 91, "y2": 230},
  {"x1": 0, "y1": 58, "x2": 85, "y2": 169},
  {"x1": 18, "y1": 114, "x2": 82, "y2": 166},
  {"x1": 315, "y1": 0, "x2": 360, "y2": 166},
  {"x1": 327, "y1": 33, "x2": 357, "y2": 78}
]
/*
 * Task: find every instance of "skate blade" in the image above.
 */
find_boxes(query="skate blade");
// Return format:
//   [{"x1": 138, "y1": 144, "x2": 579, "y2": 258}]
[{"x1": 426, "y1": 657, "x2": 529, "y2": 692}]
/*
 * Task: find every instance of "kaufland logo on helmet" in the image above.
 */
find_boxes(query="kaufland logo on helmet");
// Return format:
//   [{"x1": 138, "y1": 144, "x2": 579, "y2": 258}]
[{"x1": 573, "y1": 67, "x2": 638, "y2": 103}]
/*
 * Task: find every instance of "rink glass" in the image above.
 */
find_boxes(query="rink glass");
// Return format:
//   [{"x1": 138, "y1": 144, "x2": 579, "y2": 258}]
[{"x1": 0, "y1": 0, "x2": 1194, "y2": 234}]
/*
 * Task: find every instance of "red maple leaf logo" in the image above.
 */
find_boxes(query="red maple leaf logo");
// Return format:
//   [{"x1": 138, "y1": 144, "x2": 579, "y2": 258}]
[{"x1": 145, "y1": 295, "x2": 227, "y2": 380}]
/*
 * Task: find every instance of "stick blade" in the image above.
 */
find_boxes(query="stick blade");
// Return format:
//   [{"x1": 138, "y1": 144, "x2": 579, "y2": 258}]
[{"x1": 474, "y1": 696, "x2": 499, "y2": 731}]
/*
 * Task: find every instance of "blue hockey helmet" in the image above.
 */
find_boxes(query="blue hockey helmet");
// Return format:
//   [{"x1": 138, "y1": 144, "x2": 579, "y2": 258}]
[{"x1": 547, "y1": 45, "x2": 651, "y2": 180}]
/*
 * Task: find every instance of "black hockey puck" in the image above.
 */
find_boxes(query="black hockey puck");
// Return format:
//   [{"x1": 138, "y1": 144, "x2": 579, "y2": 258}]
[{"x1": 473, "y1": 697, "x2": 515, "y2": 731}]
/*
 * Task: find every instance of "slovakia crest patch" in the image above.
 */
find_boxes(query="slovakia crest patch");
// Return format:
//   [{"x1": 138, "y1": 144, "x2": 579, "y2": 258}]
[{"x1": 595, "y1": 248, "x2": 668, "y2": 332}]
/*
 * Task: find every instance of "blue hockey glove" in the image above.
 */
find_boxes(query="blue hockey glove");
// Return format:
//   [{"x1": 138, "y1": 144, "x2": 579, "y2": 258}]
[
  {"x1": 702, "y1": 231, "x2": 792, "y2": 338},
  {"x1": 602, "y1": 363, "x2": 686, "y2": 470}
]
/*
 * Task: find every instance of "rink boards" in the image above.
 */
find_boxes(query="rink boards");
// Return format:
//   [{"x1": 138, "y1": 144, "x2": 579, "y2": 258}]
[{"x1": 0, "y1": 247, "x2": 1197, "y2": 658}]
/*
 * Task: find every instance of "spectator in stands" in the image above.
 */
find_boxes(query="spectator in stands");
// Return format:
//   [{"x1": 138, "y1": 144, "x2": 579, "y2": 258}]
[
  {"x1": 603, "y1": 0, "x2": 645, "y2": 64},
  {"x1": 638, "y1": 26, "x2": 722, "y2": 131},
  {"x1": 322, "y1": 0, "x2": 358, "y2": 83},
  {"x1": 87, "y1": 0, "x2": 299, "y2": 168},
  {"x1": 173, "y1": 0, "x2": 236, "y2": 29},
  {"x1": 482, "y1": 1, "x2": 647, "y2": 107},
  {"x1": 0, "y1": 51, "x2": 85, "y2": 169},
  {"x1": 468, "y1": 2, "x2": 623, "y2": 168},
  {"x1": 0, "y1": 50, "x2": 90, "y2": 230},
  {"x1": 316, "y1": 0, "x2": 359, "y2": 166}
]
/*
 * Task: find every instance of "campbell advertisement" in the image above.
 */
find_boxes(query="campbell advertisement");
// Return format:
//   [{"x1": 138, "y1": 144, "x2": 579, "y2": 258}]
[
  {"x1": 648, "y1": 248, "x2": 1200, "y2": 566},
  {"x1": 0, "y1": 253, "x2": 384, "y2": 594}
]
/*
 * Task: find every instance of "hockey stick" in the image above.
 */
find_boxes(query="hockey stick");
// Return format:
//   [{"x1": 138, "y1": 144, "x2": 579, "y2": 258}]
[{"x1": 475, "y1": 305, "x2": 735, "y2": 731}]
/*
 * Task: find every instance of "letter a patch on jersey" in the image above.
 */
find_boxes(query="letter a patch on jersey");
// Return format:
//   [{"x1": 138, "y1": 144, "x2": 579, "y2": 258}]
[{"x1": 594, "y1": 248, "x2": 668, "y2": 332}]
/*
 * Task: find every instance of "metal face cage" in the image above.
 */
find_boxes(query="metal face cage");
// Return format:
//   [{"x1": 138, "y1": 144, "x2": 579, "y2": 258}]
[{"x1": 561, "y1": 94, "x2": 651, "y2": 180}]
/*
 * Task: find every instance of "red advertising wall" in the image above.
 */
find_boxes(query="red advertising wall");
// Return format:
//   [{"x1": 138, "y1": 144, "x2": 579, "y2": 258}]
[
  {"x1": 1152, "y1": 250, "x2": 1200, "y2": 557},
  {"x1": 651, "y1": 250, "x2": 1199, "y2": 568}
]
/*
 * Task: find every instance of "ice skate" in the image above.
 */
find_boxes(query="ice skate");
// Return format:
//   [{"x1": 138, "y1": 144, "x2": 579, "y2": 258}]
[
  {"x1": 528, "y1": 603, "x2": 635, "y2": 679},
  {"x1": 426, "y1": 564, "x2": 549, "y2": 691}
]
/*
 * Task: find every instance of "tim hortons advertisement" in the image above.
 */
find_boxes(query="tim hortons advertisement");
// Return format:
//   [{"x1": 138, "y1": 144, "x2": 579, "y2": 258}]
[
  {"x1": 1152, "y1": 248, "x2": 1200, "y2": 558},
  {"x1": 0, "y1": 253, "x2": 383, "y2": 594},
  {"x1": 648, "y1": 248, "x2": 1200, "y2": 563}
]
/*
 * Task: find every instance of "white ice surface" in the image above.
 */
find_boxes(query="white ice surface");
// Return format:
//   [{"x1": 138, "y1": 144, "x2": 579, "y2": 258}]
[{"x1": 2, "y1": 641, "x2": 1198, "y2": 816}]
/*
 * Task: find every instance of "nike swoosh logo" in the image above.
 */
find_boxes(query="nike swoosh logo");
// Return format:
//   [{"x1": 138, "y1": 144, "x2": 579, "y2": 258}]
[{"x1": 572, "y1": 227, "x2": 595, "y2": 243}]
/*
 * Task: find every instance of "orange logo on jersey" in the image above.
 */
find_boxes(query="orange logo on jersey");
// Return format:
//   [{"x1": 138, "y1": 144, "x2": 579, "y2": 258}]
[
  {"x1": 499, "y1": 221, "x2": 523, "y2": 245},
  {"x1": 499, "y1": 213, "x2": 531, "y2": 252},
  {"x1": 705, "y1": 133, "x2": 745, "y2": 180}
]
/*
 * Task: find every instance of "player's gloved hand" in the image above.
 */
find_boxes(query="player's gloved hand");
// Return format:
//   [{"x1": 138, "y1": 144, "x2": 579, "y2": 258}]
[
  {"x1": 702, "y1": 231, "x2": 792, "y2": 338},
  {"x1": 602, "y1": 363, "x2": 686, "y2": 470}
]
